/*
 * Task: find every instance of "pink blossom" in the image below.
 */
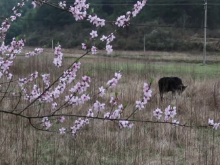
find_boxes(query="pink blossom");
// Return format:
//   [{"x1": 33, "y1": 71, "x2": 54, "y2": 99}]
[
  {"x1": 45, "y1": 121, "x2": 52, "y2": 130},
  {"x1": 132, "y1": 0, "x2": 147, "y2": 17},
  {"x1": 25, "y1": 48, "x2": 43, "y2": 57},
  {"x1": 172, "y1": 120, "x2": 180, "y2": 126},
  {"x1": 164, "y1": 105, "x2": 177, "y2": 121},
  {"x1": 106, "y1": 45, "x2": 113, "y2": 54},
  {"x1": 32, "y1": 1, "x2": 37, "y2": 8},
  {"x1": 42, "y1": 74, "x2": 50, "y2": 88},
  {"x1": 86, "y1": 109, "x2": 94, "y2": 117},
  {"x1": 104, "y1": 112, "x2": 111, "y2": 120},
  {"x1": 110, "y1": 97, "x2": 118, "y2": 106},
  {"x1": 69, "y1": 0, "x2": 89, "y2": 21},
  {"x1": 93, "y1": 100, "x2": 105, "y2": 112},
  {"x1": 135, "y1": 101, "x2": 145, "y2": 110},
  {"x1": 53, "y1": 45, "x2": 63, "y2": 67},
  {"x1": 107, "y1": 78, "x2": 118, "y2": 88},
  {"x1": 60, "y1": 116, "x2": 65, "y2": 123},
  {"x1": 99, "y1": 86, "x2": 105, "y2": 97},
  {"x1": 87, "y1": 15, "x2": 105, "y2": 27},
  {"x1": 90, "y1": 30, "x2": 98, "y2": 38},
  {"x1": 115, "y1": 15, "x2": 130, "y2": 27},
  {"x1": 10, "y1": 16, "x2": 16, "y2": 22},
  {"x1": 81, "y1": 94, "x2": 90, "y2": 103},
  {"x1": 208, "y1": 119, "x2": 214, "y2": 125},
  {"x1": 208, "y1": 119, "x2": 220, "y2": 130},
  {"x1": 52, "y1": 102, "x2": 58, "y2": 109},
  {"x1": 100, "y1": 35, "x2": 107, "y2": 41},
  {"x1": 91, "y1": 46, "x2": 97, "y2": 55},
  {"x1": 81, "y1": 43, "x2": 86, "y2": 50},
  {"x1": 16, "y1": 13, "x2": 21, "y2": 17},
  {"x1": 59, "y1": 127, "x2": 66, "y2": 134},
  {"x1": 106, "y1": 33, "x2": 116, "y2": 44},
  {"x1": 213, "y1": 123, "x2": 220, "y2": 130},
  {"x1": 107, "y1": 71, "x2": 122, "y2": 88},
  {"x1": 59, "y1": 1, "x2": 66, "y2": 9},
  {"x1": 153, "y1": 108, "x2": 163, "y2": 120},
  {"x1": 110, "y1": 109, "x2": 121, "y2": 119},
  {"x1": 42, "y1": 117, "x2": 48, "y2": 123},
  {"x1": 119, "y1": 121, "x2": 134, "y2": 129}
]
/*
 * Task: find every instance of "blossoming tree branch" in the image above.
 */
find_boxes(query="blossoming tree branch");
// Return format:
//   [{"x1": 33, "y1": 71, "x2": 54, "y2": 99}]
[{"x1": 0, "y1": 0, "x2": 217, "y2": 136}]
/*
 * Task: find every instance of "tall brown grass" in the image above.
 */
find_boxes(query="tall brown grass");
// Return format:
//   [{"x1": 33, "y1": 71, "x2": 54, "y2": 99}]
[{"x1": 1, "y1": 50, "x2": 220, "y2": 165}]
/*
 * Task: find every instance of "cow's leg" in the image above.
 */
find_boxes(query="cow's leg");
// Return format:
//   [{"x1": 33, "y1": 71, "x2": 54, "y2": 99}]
[
  {"x1": 172, "y1": 90, "x2": 175, "y2": 99},
  {"x1": 160, "y1": 92, "x2": 163, "y2": 101},
  {"x1": 159, "y1": 84, "x2": 163, "y2": 101}
]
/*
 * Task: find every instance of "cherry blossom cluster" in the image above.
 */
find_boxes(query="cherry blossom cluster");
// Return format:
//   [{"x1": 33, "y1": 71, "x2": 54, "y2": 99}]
[
  {"x1": 135, "y1": 83, "x2": 152, "y2": 110},
  {"x1": 18, "y1": 72, "x2": 46, "y2": 102},
  {"x1": 40, "y1": 90, "x2": 53, "y2": 103},
  {"x1": 119, "y1": 120, "x2": 134, "y2": 129},
  {"x1": 100, "y1": 33, "x2": 115, "y2": 54},
  {"x1": 25, "y1": 48, "x2": 44, "y2": 57},
  {"x1": 59, "y1": 1, "x2": 66, "y2": 9},
  {"x1": 32, "y1": 0, "x2": 45, "y2": 8},
  {"x1": 69, "y1": 75, "x2": 91, "y2": 94},
  {"x1": 153, "y1": 108, "x2": 163, "y2": 120},
  {"x1": 153, "y1": 105, "x2": 179, "y2": 126},
  {"x1": 53, "y1": 45, "x2": 63, "y2": 67},
  {"x1": 18, "y1": 71, "x2": 38, "y2": 87},
  {"x1": 12, "y1": 1, "x2": 25, "y2": 14},
  {"x1": 42, "y1": 117, "x2": 52, "y2": 130},
  {"x1": 69, "y1": 0, "x2": 89, "y2": 21},
  {"x1": 164, "y1": 105, "x2": 177, "y2": 121},
  {"x1": 0, "y1": 58, "x2": 13, "y2": 79},
  {"x1": 115, "y1": 14, "x2": 130, "y2": 28},
  {"x1": 91, "y1": 46, "x2": 97, "y2": 55},
  {"x1": 93, "y1": 100, "x2": 105, "y2": 112},
  {"x1": 110, "y1": 96, "x2": 119, "y2": 106},
  {"x1": 1, "y1": 38, "x2": 25, "y2": 58},
  {"x1": 87, "y1": 15, "x2": 105, "y2": 27},
  {"x1": 208, "y1": 119, "x2": 220, "y2": 130},
  {"x1": 0, "y1": 38, "x2": 25, "y2": 79},
  {"x1": 132, "y1": 0, "x2": 147, "y2": 17},
  {"x1": 59, "y1": 115, "x2": 91, "y2": 135},
  {"x1": 70, "y1": 118, "x2": 89, "y2": 135},
  {"x1": 65, "y1": 93, "x2": 90, "y2": 108},
  {"x1": 0, "y1": 0, "x2": 155, "y2": 136},
  {"x1": 24, "y1": 84, "x2": 41, "y2": 101},
  {"x1": 98, "y1": 86, "x2": 105, "y2": 97},
  {"x1": 42, "y1": 74, "x2": 50, "y2": 88},
  {"x1": 107, "y1": 71, "x2": 122, "y2": 88},
  {"x1": 104, "y1": 104, "x2": 124, "y2": 120},
  {"x1": 115, "y1": 0, "x2": 147, "y2": 28},
  {"x1": 0, "y1": 1, "x2": 25, "y2": 39},
  {"x1": 81, "y1": 33, "x2": 115, "y2": 55},
  {"x1": 20, "y1": 61, "x2": 81, "y2": 104},
  {"x1": 42, "y1": 117, "x2": 65, "y2": 134},
  {"x1": 62, "y1": 62, "x2": 81, "y2": 84},
  {"x1": 51, "y1": 62, "x2": 81, "y2": 100}
]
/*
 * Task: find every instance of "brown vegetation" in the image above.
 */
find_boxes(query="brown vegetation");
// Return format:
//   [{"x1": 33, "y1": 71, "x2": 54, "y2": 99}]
[{"x1": 1, "y1": 49, "x2": 220, "y2": 164}]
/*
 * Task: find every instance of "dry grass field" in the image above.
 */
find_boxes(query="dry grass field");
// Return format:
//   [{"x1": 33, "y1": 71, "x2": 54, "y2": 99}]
[{"x1": 1, "y1": 48, "x2": 220, "y2": 165}]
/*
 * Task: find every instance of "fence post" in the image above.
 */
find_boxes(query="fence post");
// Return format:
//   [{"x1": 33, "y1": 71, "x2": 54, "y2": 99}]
[{"x1": 203, "y1": 0, "x2": 207, "y2": 64}]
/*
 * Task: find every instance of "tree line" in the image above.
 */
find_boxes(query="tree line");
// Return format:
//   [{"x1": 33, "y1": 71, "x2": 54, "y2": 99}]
[{"x1": 2, "y1": 0, "x2": 220, "y2": 51}]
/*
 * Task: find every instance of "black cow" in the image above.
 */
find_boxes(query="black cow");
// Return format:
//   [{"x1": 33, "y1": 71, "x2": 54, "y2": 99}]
[{"x1": 158, "y1": 77, "x2": 187, "y2": 100}]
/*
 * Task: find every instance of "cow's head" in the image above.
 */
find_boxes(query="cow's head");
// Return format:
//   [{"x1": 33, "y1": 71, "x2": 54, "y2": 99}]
[{"x1": 178, "y1": 85, "x2": 187, "y2": 92}]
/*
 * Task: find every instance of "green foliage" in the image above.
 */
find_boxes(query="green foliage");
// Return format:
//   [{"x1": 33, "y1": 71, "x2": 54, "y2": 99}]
[{"x1": 2, "y1": 0, "x2": 220, "y2": 51}]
